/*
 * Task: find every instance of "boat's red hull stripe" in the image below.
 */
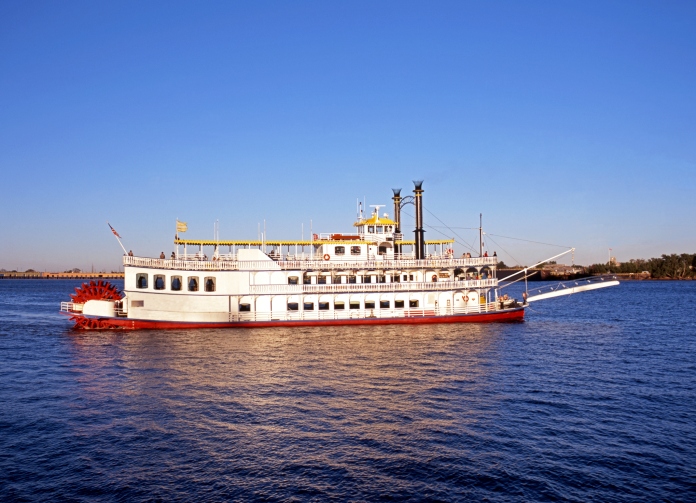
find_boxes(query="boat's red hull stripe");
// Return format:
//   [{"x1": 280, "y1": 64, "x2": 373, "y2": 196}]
[{"x1": 62, "y1": 308, "x2": 525, "y2": 329}]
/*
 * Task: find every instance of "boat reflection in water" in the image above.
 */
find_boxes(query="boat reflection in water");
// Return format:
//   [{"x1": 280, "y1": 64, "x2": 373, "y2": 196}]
[{"x1": 64, "y1": 324, "x2": 508, "y2": 462}]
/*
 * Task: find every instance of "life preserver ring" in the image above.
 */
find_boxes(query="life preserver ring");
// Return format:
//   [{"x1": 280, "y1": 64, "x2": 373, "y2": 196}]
[
  {"x1": 432, "y1": 275, "x2": 437, "y2": 282},
  {"x1": 463, "y1": 295, "x2": 469, "y2": 302},
  {"x1": 323, "y1": 254, "x2": 330, "y2": 261}
]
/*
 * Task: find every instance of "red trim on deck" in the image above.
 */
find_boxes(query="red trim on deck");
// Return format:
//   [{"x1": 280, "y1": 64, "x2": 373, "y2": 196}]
[{"x1": 61, "y1": 308, "x2": 525, "y2": 330}]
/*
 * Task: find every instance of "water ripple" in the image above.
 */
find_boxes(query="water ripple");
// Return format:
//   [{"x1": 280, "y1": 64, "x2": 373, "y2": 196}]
[{"x1": 0, "y1": 279, "x2": 694, "y2": 501}]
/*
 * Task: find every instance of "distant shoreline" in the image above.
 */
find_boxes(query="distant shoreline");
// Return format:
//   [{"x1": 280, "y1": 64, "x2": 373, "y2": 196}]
[{"x1": 0, "y1": 272, "x2": 123, "y2": 280}]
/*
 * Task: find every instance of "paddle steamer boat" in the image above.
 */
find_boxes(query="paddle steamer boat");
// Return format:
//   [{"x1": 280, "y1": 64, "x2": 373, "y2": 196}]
[{"x1": 60, "y1": 182, "x2": 617, "y2": 329}]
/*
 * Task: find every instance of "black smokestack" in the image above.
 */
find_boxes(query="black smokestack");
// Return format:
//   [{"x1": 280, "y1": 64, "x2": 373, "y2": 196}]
[
  {"x1": 392, "y1": 188, "x2": 401, "y2": 256},
  {"x1": 413, "y1": 180, "x2": 425, "y2": 260}
]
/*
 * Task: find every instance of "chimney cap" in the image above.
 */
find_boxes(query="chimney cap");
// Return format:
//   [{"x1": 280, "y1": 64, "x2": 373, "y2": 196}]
[
  {"x1": 413, "y1": 180, "x2": 423, "y2": 190},
  {"x1": 392, "y1": 188, "x2": 401, "y2": 196}
]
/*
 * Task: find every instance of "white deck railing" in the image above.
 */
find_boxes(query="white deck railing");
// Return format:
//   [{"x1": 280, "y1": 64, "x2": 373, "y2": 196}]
[
  {"x1": 233, "y1": 302, "x2": 504, "y2": 322},
  {"x1": 249, "y1": 279, "x2": 496, "y2": 295},
  {"x1": 123, "y1": 255, "x2": 497, "y2": 272}
]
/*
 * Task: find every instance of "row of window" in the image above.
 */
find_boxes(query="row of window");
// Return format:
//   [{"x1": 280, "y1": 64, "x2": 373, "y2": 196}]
[
  {"x1": 332, "y1": 246, "x2": 388, "y2": 256},
  {"x1": 130, "y1": 299, "x2": 420, "y2": 311},
  {"x1": 239, "y1": 299, "x2": 419, "y2": 312},
  {"x1": 288, "y1": 274, "x2": 415, "y2": 285},
  {"x1": 366, "y1": 225, "x2": 393, "y2": 233},
  {"x1": 136, "y1": 273, "x2": 216, "y2": 292}
]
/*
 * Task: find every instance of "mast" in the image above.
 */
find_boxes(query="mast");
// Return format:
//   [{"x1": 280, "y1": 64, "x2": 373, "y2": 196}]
[{"x1": 479, "y1": 213, "x2": 483, "y2": 257}]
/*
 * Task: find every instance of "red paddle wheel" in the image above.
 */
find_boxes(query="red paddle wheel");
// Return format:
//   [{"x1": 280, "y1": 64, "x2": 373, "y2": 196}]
[
  {"x1": 70, "y1": 280, "x2": 122, "y2": 304},
  {"x1": 68, "y1": 280, "x2": 123, "y2": 330}
]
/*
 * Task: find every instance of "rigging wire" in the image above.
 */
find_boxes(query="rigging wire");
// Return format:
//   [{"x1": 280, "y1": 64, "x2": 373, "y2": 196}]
[
  {"x1": 428, "y1": 225, "x2": 484, "y2": 230},
  {"x1": 401, "y1": 205, "x2": 571, "y2": 257},
  {"x1": 485, "y1": 233, "x2": 571, "y2": 249},
  {"x1": 484, "y1": 233, "x2": 523, "y2": 267},
  {"x1": 401, "y1": 209, "x2": 478, "y2": 253},
  {"x1": 423, "y1": 206, "x2": 478, "y2": 252}
]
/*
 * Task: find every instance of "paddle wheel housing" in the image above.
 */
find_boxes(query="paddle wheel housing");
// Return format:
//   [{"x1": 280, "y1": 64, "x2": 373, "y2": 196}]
[{"x1": 64, "y1": 280, "x2": 124, "y2": 330}]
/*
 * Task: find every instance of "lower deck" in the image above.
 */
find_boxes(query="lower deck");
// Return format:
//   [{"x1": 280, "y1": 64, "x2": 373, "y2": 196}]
[{"x1": 63, "y1": 305, "x2": 525, "y2": 329}]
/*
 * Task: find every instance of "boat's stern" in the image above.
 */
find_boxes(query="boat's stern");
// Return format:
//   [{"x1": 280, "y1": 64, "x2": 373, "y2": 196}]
[{"x1": 60, "y1": 280, "x2": 125, "y2": 329}]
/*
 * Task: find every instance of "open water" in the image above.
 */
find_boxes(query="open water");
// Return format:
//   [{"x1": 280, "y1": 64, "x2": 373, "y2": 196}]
[{"x1": 0, "y1": 279, "x2": 694, "y2": 502}]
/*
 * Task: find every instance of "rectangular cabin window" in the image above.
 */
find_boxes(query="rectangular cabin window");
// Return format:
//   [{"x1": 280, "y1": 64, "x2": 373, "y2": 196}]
[
  {"x1": 239, "y1": 303, "x2": 251, "y2": 312},
  {"x1": 318, "y1": 276, "x2": 326, "y2": 284},
  {"x1": 409, "y1": 299, "x2": 419, "y2": 308},
  {"x1": 403, "y1": 275, "x2": 408, "y2": 282},
  {"x1": 304, "y1": 302, "x2": 314, "y2": 311},
  {"x1": 378, "y1": 246, "x2": 387, "y2": 255},
  {"x1": 395, "y1": 300, "x2": 405, "y2": 308},
  {"x1": 154, "y1": 274, "x2": 165, "y2": 290},
  {"x1": 335, "y1": 246, "x2": 345, "y2": 256},
  {"x1": 171, "y1": 276, "x2": 182, "y2": 291},
  {"x1": 204, "y1": 277, "x2": 216, "y2": 292},
  {"x1": 392, "y1": 275, "x2": 400, "y2": 283},
  {"x1": 335, "y1": 302, "x2": 345, "y2": 310},
  {"x1": 349, "y1": 301, "x2": 360, "y2": 310},
  {"x1": 334, "y1": 276, "x2": 343, "y2": 284},
  {"x1": 378, "y1": 275, "x2": 386, "y2": 283},
  {"x1": 131, "y1": 300, "x2": 144, "y2": 308},
  {"x1": 409, "y1": 274, "x2": 414, "y2": 281},
  {"x1": 368, "y1": 226, "x2": 375, "y2": 233},
  {"x1": 287, "y1": 302, "x2": 299, "y2": 311},
  {"x1": 380, "y1": 300, "x2": 390, "y2": 308},
  {"x1": 376, "y1": 226, "x2": 383, "y2": 233},
  {"x1": 351, "y1": 246, "x2": 361, "y2": 256},
  {"x1": 319, "y1": 302, "x2": 330, "y2": 310},
  {"x1": 365, "y1": 301, "x2": 375, "y2": 309},
  {"x1": 188, "y1": 276, "x2": 199, "y2": 292},
  {"x1": 348, "y1": 275, "x2": 356, "y2": 284},
  {"x1": 136, "y1": 273, "x2": 148, "y2": 289},
  {"x1": 303, "y1": 275, "x2": 311, "y2": 285},
  {"x1": 288, "y1": 276, "x2": 299, "y2": 285},
  {"x1": 363, "y1": 275, "x2": 371, "y2": 284}
]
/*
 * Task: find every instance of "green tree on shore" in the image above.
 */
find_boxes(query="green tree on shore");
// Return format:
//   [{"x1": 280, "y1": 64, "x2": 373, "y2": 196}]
[{"x1": 589, "y1": 253, "x2": 695, "y2": 278}]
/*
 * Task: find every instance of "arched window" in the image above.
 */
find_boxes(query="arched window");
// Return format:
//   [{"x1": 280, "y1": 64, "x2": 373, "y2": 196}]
[
  {"x1": 136, "y1": 273, "x2": 148, "y2": 289},
  {"x1": 188, "y1": 276, "x2": 199, "y2": 292},
  {"x1": 171, "y1": 276, "x2": 182, "y2": 291},
  {"x1": 204, "y1": 277, "x2": 215, "y2": 292},
  {"x1": 154, "y1": 275, "x2": 165, "y2": 290}
]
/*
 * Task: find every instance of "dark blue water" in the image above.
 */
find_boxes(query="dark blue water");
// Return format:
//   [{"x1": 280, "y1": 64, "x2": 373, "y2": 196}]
[{"x1": 1, "y1": 280, "x2": 694, "y2": 502}]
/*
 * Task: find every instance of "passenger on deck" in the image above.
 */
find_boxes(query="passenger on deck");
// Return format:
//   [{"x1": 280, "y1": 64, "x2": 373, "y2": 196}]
[
  {"x1": 128, "y1": 250, "x2": 134, "y2": 256},
  {"x1": 160, "y1": 252, "x2": 165, "y2": 259},
  {"x1": 171, "y1": 252, "x2": 175, "y2": 259}
]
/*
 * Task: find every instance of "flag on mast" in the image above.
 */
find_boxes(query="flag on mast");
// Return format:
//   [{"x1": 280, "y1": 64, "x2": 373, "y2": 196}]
[
  {"x1": 176, "y1": 220, "x2": 188, "y2": 232},
  {"x1": 107, "y1": 222, "x2": 128, "y2": 255},
  {"x1": 108, "y1": 223, "x2": 122, "y2": 239}
]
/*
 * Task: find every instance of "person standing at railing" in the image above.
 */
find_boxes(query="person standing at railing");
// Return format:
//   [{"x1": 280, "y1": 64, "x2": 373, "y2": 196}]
[{"x1": 160, "y1": 252, "x2": 165, "y2": 259}]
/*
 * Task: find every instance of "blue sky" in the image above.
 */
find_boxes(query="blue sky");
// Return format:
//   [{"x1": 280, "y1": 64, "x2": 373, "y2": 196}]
[{"x1": 1, "y1": 1, "x2": 694, "y2": 271}]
